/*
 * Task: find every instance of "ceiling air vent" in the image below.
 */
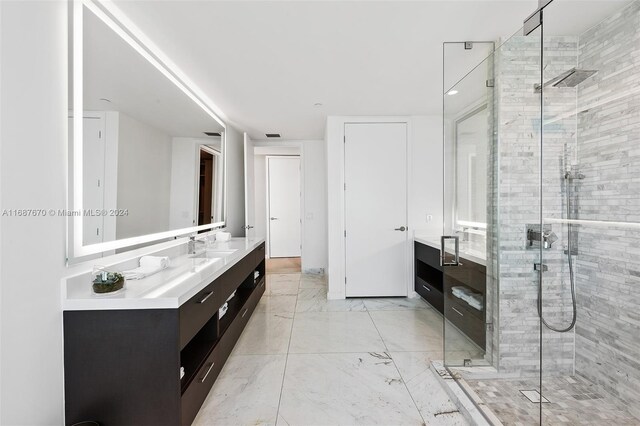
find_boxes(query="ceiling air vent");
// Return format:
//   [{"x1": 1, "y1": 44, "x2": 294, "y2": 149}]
[
  {"x1": 204, "y1": 132, "x2": 221, "y2": 137},
  {"x1": 265, "y1": 133, "x2": 281, "y2": 138}
]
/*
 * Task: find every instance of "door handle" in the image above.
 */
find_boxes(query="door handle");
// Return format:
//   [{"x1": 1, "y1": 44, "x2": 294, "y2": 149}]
[
  {"x1": 270, "y1": 217, "x2": 278, "y2": 221},
  {"x1": 244, "y1": 225, "x2": 254, "y2": 229},
  {"x1": 394, "y1": 226, "x2": 406, "y2": 231}
]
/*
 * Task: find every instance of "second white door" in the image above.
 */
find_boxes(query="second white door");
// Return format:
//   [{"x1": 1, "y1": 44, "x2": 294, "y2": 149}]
[
  {"x1": 345, "y1": 122, "x2": 408, "y2": 297},
  {"x1": 268, "y1": 156, "x2": 301, "y2": 258}
]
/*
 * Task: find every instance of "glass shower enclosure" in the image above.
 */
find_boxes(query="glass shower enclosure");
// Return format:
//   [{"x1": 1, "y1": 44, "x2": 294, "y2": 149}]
[{"x1": 442, "y1": 0, "x2": 640, "y2": 424}]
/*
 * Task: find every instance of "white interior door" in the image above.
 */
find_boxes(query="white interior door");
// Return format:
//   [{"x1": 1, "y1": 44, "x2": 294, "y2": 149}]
[
  {"x1": 268, "y1": 156, "x2": 301, "y2": 258},
  {"x1": 82, "y1": 114, "x2": 106, "y2": 246},
  {"x1": 345, "y1": 123, "x2": 407, "y2": 297},
  {"x1": 243, "y1": 133, "x2": 256, "y2": 239}
]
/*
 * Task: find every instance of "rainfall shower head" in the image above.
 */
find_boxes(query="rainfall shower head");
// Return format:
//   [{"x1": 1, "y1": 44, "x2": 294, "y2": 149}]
[{"x1": 534, "y1": 68, "x2": 598, "y2": 93}]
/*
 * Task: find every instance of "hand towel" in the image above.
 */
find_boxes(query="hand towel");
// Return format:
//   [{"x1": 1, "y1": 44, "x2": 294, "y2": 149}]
[{"x1": 123, "y1": 256, "x2": 170, "y2": 280}]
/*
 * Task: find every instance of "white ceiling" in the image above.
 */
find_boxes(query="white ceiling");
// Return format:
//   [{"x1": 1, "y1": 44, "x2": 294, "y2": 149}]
[{"x1": 111, "y1": 0, "x2": 631, "y2": 140}]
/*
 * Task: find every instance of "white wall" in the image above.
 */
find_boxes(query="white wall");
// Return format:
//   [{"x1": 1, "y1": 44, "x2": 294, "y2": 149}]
[
  {"x1": 325, "y1": 116, "x2": 442, "y2": 299},
  {"x1": 225, "y1": 125, "x2": 246, "y2": 237},
  {"x1": 116, "y1": 112, "x2": 172, "y2": 239},
  {"x1": 252, "y1": 140, "x2": 327, "y2": 274},
  {"x1": 0, "y1": 1, "x2": 67, "y2": 423}
]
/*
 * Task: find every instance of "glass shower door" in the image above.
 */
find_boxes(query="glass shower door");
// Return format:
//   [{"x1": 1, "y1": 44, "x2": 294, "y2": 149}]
[
  {"x1": 442, "y1": 47, "x2": 494, "y2": 369},
  {"x1": 539, "y1": 0, "x2": 640, "y2": 423},
  {"x1": 442, "y1": 21, "x2": 545, "y2": 425}
]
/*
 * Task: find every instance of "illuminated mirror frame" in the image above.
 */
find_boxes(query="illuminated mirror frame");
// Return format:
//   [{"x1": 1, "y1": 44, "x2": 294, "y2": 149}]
[{"x1": 69, "y1": 0, "x2": 227, "y2": 259}]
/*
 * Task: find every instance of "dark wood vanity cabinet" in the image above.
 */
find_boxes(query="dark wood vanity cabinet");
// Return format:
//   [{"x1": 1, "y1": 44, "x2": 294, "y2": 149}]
[
  {"x1": 414, "y1": 240, "x2": 486, "y2": 350},
  {"x1": 414, "y1": 242, "x2": 444, "y2": 314},
  {"x1": 64, "y1": 243, "x2": 266, "y2": 426}
]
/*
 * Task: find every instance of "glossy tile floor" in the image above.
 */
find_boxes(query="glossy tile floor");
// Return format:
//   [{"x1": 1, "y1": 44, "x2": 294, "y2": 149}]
[
  {"x1": 266, "y1": 257, "x2": 302, "y2": 274},
  {"x1": 193, "y1": 273, "x2": 469, "y2": 426}
]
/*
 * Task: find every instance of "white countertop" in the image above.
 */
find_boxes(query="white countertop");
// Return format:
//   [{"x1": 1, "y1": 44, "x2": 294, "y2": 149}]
[
  {"x1": 63, "y1": 237, "x2": 264, "y2": 311},
  {"x1": 414, "y1": 234, "x2": 487, "y2": 267}
]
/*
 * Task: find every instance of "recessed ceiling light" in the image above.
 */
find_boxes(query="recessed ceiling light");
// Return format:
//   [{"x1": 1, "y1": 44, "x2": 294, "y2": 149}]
[
  {"x1": 266, "y1": 133, "x2": 281, "y2": 138},
  {"x1": 314, "y1": 103, "x2": 323, "y2": 107},
  {"x1": 203, "y1": 132, "x2": 221, "y2": 137},
  {"x1": 447, "y1": 90, "x2": 459, "y2": 96},
  {"x1": 99, "y1": 98, "x2": 112, "y2": 103}
]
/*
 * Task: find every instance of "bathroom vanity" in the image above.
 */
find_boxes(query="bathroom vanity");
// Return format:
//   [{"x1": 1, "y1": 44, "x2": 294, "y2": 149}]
[
  {"x1": 63, "y1": 238, "x2": 265, "y2": 426},
  {"x1": 414, "y1": 237, "x2": 486, "y2": 349}
]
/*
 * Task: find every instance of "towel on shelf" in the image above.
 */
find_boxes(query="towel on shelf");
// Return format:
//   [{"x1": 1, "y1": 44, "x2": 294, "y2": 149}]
[
  {"x1": 123, "y1": 255, "x2": 170, "y2": 280},
  {"x1": 451, "y1": 286, "x2": 483, "y2": 311}
]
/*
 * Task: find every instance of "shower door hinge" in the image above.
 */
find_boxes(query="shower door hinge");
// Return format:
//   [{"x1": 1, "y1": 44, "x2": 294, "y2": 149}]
[{"x1": 486, "y1": 79, "x2": 494, "y2": 88}]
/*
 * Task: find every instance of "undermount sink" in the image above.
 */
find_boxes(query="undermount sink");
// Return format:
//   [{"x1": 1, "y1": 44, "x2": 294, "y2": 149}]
[{"x1": 190, "y1": 249, "x2": 237, "y2": 259}]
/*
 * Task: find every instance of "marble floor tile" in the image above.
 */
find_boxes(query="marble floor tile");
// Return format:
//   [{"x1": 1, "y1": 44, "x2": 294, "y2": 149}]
[
  {"x1": 289, "y1": 311, "x2": 386, "y2": 353},
  {"x1": 266, "y1": 273, "x2": 301, "y2": 283},
  {"x1": 370, "y1": 309, "x2": 443, "y2": 352},
  {"x1": 296, "y1": 286, "x2": 327, "y2": 300},
  {"x1": 391, "y1": 352, "x2": 468, "y2": 425},
  {"x1": 295, "y1": 297, "x2": 367, "y2": 313},
  {"x1": 278, "y1": 352, "x2": 425, "y2": 425},
  {"x1": 255, "y1": 295, "x2": 298, "y2": 313},
  {"x1": 193, "y1": 354, "x2": 286, "y2": 426},
  {"x1": 363, "y1": 297, "x2": 430, "y2": 311},
  {"x1": 298, "y1": 275, "x2": 327, "y2": 289},
  {"x1": 233, "y1": 311, "x2": 294, "y2": 355},
  {"x1": 265, "y1": 279, "x2": 300, "y2": 296}
]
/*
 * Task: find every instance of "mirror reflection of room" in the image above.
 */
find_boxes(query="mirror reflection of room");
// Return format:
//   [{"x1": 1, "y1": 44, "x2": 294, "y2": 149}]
[{"x1": 73, "y1": 4, "x2": 225, "y2": 248}]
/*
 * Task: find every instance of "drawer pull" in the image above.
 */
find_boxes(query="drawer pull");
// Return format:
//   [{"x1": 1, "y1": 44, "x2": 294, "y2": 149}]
[
  {"x1": 451, "y1": 306, "x2": 464, "y2": 317},
  {"x1": 198, "y1": 292, "x2": 214, "y2": 304},
  {"x1": 199, "y1": 362, "x2": 215, "y2": 383},
  {"x1": 422, "y1": 285, "x2": 431, "y2": 292},
  {"x1": 241, "y1": 308, "x2": 249, "y2": 318}
]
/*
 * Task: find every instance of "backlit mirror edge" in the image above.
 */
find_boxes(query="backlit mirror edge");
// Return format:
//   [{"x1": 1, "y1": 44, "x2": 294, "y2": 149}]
[{"x1": 67, "y1": 0, "x2": 228, "y2": 262}]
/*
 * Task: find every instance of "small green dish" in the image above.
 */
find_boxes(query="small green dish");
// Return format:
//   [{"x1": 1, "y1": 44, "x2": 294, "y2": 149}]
[{"x1": 92, "y1": 271, "x2": 125, "y2": 294}]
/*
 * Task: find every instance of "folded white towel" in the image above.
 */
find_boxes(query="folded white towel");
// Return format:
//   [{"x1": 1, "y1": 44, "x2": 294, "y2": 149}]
[
  {"x1": 219, "y1": 303, "x2": 229, "y2": 318},
  {"x1": 140, "y1": 255, "x2": 170, "y2": 269},
  {"x1": 123, "y1": 256, "x2": 170, "y2": 280}
]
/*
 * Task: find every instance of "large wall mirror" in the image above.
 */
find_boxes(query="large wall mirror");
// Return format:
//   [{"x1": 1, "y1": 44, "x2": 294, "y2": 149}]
[{"x1": 69, "y1": 1, "x2": 226, "y2": 260}]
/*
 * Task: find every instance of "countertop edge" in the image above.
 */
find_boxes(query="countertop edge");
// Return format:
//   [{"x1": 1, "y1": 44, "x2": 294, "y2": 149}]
[{"x1": 62, "y1": 237, "x2": 265, "y2": 311}]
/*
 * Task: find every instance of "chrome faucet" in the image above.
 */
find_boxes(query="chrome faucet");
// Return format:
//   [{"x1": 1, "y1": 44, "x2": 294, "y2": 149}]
[
  {"x1": 188, "y1": 235, "x2": 205, "y2": 254},
  {"x1": 456, "y1": 227, "x2": 470, "y2": 242}
]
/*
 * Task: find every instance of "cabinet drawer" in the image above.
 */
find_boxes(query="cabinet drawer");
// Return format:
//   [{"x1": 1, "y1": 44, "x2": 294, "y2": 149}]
[
  {"x1": 416, "y1": 277, "x2": 444, "y2": 313},
  {"x1": 415, "y1": 242, "x2": 441, "y2": 270},
  {"x1": 253, "y1": 242, "x2": 266, "y2": 266},
  {"x1": 445, "y1": 298, "x2": 485, "y2": 349},
  {"x1": 181, "y1": 344, "x2": 223, "y2": 426},
  {"x1": 179, "y1": 282, "x2": 220, "y2": 350}
]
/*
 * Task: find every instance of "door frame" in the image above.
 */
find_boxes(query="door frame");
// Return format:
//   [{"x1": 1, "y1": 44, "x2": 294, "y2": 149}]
[
  {"x1": 265, "y1": 154, "x2": 302, "y2": 259},
  {"x1": 326, "y1": 117, "x2": 413, "y2": 300}
]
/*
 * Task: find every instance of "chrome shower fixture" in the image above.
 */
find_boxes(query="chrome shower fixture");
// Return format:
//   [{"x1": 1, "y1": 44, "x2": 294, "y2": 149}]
[
  {"x1": 534, "y1": 68, "x2": 598, "y2": 93},
  {"x1": 565, "y1": 171, "x2": 586, "y2": 180}
]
